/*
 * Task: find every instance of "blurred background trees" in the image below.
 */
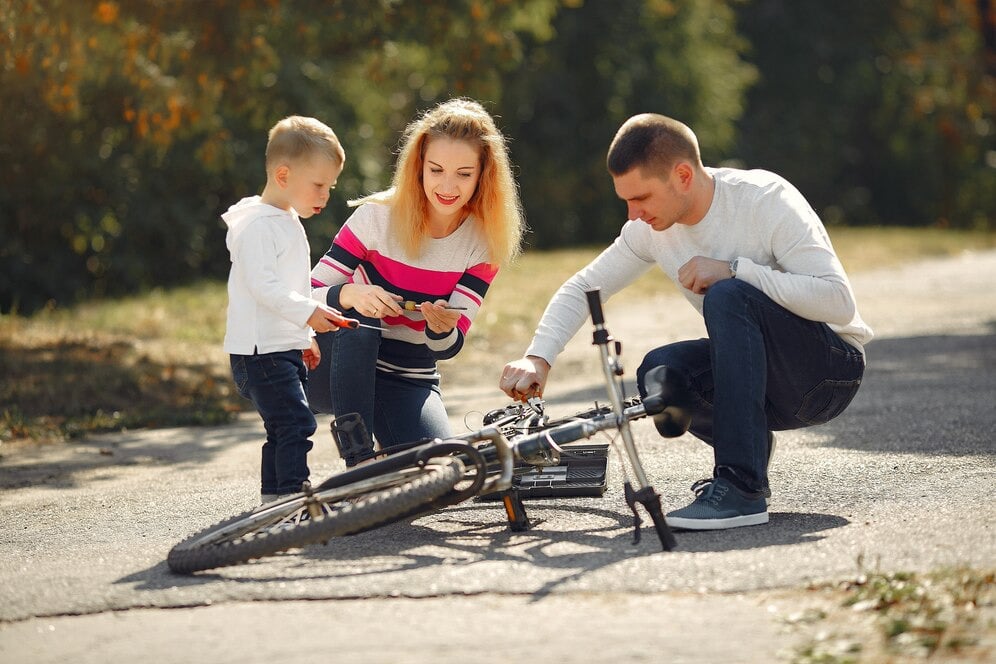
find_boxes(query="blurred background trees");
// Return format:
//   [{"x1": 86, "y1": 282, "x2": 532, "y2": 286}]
[{"x1": 2, "y1": 0, "x2": 993, "y2": 314}]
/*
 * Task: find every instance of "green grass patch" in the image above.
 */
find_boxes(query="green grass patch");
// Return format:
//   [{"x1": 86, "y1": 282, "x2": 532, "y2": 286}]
[
  {"x1": 793, "y1": 565, "x2": 994, "y2": 663},
  {"x1": 1, "y1": 227, "x2": 993, "y2": 443}
]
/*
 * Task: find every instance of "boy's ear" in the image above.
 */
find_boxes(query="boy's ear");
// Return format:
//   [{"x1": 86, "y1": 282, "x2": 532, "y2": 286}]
[{"x1": 273, "y1": 164, "x2": 290, "y2": 188}]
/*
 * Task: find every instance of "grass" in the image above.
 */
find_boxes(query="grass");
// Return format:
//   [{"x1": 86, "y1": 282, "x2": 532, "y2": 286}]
[
  {"x1": 791, "y1": 564, "x2": 994, "y2": 663},
  {"x1": 1, "y1": 226, "x2": 994, "y2": 444}
]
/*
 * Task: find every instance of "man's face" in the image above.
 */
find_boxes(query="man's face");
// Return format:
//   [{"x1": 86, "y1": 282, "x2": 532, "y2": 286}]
[{"x1": 612, "y1": 166, "x2": 690, "y2": 232}]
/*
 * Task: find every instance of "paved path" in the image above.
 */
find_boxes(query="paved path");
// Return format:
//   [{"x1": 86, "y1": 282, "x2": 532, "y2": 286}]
[{"x1": 1, "y1": 250, "x2": 994, "y2": 663}]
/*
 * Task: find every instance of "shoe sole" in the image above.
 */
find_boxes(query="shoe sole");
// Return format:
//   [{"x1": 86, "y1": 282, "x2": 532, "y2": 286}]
[{"x1": 666, "y1": 511, "x2": 769, "y2": 531}]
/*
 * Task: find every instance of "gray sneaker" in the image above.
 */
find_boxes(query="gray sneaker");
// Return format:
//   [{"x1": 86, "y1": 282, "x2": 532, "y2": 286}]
[{"x1": 665, "y1": 477, "x2": 768, "y2": 530}]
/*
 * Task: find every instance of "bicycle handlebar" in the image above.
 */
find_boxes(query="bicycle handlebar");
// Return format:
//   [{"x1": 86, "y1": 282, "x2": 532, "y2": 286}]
[{"x1": 585, "y1": 289, "x2": 606, "y2": 326}]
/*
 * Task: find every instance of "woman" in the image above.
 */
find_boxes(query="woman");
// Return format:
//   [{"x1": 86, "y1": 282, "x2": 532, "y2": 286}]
[{"x1": 309, "y1": 98, "x2": 524, "y2": 466}]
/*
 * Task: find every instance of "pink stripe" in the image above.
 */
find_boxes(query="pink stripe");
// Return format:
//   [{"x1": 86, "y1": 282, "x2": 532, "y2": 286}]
[
  {"x1": 366, "y1": 250, "x2": 462, "y2": 293},
  {"x1": 466, "y1": 262, "x2": 499, "y2": 283},
  {"x1": 334, "y1": 226, "x2": 366, "y2": 258},
  {"x1": 453, "y1": 285, "x2": 483, "y2": 306},
  {"x1": 384, "y1": 315, "x2": 424, "y2": 332},
  {"x1": 318, "y1": 256, "x2": 353, "y2": 278},
  {"x1": 456, "y1": 315, "x2": 471, "y2": 335}
]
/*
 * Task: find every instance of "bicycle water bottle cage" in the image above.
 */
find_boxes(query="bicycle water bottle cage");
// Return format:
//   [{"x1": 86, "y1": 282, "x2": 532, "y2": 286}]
[
  {"x1": 642, "y1": 365, "x2": 693, "y2": 438},
  {"x1": 331, "y1": 413, "x2": 376, "y2": 467}
]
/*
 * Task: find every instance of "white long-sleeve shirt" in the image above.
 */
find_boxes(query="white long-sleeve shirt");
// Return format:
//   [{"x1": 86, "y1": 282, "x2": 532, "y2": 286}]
[
  {"x1": 526, "y1": 167, "x2": 874, "y2": 363},
  {"x1": 222, "y1": 196, "x2": 323, "y2": 355}
]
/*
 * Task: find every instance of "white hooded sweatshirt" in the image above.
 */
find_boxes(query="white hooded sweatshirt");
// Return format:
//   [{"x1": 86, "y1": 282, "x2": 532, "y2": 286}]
[{"x1": 222, "y1": 196, "x2": 322, "y2": 355}]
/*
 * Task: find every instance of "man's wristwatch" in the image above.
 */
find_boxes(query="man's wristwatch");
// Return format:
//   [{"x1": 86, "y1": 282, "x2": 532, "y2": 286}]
[{"x1": 729, "y1": 258, "x2": 739, "y2": 279}]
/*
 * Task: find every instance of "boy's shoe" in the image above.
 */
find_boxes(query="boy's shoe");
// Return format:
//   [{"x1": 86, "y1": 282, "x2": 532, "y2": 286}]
[{"x1": 665, "y1": 477, "x2": 768, "y2": 530}]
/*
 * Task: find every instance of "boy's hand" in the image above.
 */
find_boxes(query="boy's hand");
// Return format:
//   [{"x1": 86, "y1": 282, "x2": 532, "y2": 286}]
[
  {"x1": 308, "y1": 304, "x2": 353, "y2": 333},
  {"x1": 302, "y1": 338, "x2": 321, "y2": 370},
  {"x1": 421, "y1": 299, "x2": 461, "y2": 334}
]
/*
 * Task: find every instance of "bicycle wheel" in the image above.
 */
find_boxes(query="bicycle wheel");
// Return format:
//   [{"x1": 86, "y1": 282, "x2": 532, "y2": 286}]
[{"x1": 167, "y1": 457, "x2": 464, "y2": 574}]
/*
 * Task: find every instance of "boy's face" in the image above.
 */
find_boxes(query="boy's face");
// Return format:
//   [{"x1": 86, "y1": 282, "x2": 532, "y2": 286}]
[{"x1": 283, "y1": 156, "x2": 342, "y2": 219}]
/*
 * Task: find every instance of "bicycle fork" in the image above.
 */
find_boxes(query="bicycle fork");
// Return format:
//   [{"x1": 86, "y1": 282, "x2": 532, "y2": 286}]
[{"x1": 586, "y1": 289, "x2": 677, "y2": 551}]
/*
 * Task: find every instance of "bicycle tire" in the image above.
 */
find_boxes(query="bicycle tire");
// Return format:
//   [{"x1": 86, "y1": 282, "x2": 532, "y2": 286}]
[{"x1": 167, "y1": 457, "x2": 463, "y2": 574}]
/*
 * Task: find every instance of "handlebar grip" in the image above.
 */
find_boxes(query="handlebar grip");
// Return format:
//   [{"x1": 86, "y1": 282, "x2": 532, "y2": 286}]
[{"x1": 585, "y1": 289, "x2": 605, "y2": 326}]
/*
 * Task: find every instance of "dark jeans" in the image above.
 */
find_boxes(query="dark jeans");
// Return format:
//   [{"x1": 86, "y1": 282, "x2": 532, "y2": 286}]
[
  {"x1": 231, "y1": 350, "x2": 315, "y2": 495},
  {"x1": 636, "y1": 279, "x2": 865, "y2": 495},
  {"x1": 308, "y1": 316, "x2": 451, "y2": 451}
]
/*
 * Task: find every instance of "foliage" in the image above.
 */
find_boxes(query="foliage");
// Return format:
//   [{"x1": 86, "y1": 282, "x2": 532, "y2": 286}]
[
  {"x1": 497, "y1": 0, "x2": 756, "y2": 248},
  {"x1": 0, "y1": 0, "x2": 563, "y2": 313},
  {"x1": 1, "y1": 0, "x2": 993, "y2": 314},
  {"x1": 735, "y1": 0, "x2": 995, "y2": 229},
  {"x1": 793, "y1": 566, "x2": 994, "y2": 662}
]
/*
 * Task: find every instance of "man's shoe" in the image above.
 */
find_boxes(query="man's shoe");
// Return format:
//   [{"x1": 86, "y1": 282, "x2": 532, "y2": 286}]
[{"x1": 665, "y1": 477, "x2": 768, "y2": 530}]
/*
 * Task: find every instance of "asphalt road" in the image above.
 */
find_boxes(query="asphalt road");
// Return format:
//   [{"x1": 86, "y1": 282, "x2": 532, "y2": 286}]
[{"x1": 1, "y1": 250, "x2": 994, "y2": 663}]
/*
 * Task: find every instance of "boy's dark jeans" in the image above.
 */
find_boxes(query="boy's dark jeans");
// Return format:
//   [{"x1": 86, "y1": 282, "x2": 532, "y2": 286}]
[
  {"x1": 231, "y1": 350, "x2": 315, "y2": 495},
  {"x1": 637, "y1": 279, "x2": 865, "y2": 495}
]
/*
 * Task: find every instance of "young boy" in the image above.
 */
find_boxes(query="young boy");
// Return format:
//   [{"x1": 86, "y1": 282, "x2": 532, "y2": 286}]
[{"x1": 223, "y1": 115, "x2": 350, "y2": 504}]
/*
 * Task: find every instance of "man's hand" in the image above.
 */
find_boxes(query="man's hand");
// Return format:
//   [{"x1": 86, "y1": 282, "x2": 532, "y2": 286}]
[
  {"x1": 678, "y1": 256, "x2": 734, "y2": 294},
  {"x1": 307, "y1": 304, "x2": 352, "y2": 333},
  {"x1": 302, "y1": 338, "x2": 321, "y2": 370},
  {"x1": 499, "y1": 355, "x2": 551, "y2": 402}
]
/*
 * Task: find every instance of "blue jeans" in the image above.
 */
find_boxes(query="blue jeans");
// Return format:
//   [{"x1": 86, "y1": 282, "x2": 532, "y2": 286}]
[
  {"x1": 636, "y1": 279, "x2": 865, "y2": 495},
  {"x1": 308, "y1": 316, "x2": 452, "y2": 450},
  {"x1": 231, "y1": 350, "x2": 315, "y2": 495}
]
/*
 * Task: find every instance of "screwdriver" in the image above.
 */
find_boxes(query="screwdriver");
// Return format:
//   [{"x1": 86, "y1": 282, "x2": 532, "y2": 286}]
[
  {"x1": 330, "y1": 318, "x2": 383, "y2": 331},
  {"x1": 401, "y1": 300, "x2": 467, "y2": 311}
]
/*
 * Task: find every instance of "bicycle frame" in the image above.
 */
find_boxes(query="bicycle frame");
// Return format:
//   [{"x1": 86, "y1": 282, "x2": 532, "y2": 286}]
[{"x1": 313, "y1": 288, "x2": 678, "y2": 549}]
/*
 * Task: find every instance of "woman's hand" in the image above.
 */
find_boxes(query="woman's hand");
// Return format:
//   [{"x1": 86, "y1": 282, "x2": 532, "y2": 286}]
[
  {"x1": 340, "y1": 284, "x2": 403, "y2": 318},
  {"x1": 420, "y1": 299, "x2": 461, "y2": 334}
]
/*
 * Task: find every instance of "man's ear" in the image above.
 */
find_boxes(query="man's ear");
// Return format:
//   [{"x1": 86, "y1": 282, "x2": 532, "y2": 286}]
[
  {"x1": 273, "y1": 164, "x2": 290, "y2": 188},
  {"x1": 673, "y1": 161, "x2": 694, "y2": 189}
]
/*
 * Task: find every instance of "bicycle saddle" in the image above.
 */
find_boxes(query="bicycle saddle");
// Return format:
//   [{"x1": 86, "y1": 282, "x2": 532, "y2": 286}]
[{"x1": 641, "y1": 365, "x2": 693, "y2": 438}]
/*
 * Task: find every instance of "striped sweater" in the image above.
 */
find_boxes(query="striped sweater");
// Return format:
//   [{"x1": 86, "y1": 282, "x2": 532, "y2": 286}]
[{"x1": 311, "y1": 202, "x2": 497, "y2": 382}]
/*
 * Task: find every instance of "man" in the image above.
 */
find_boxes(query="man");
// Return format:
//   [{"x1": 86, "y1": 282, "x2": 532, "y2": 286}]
[{"x1": 499, "y1": 113, "x2": 872, "y2": 530}]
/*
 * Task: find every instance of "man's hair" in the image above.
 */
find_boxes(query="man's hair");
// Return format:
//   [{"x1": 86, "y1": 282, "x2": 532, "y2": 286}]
[
  {"x1": 265, "y1": 116, "x2": 345, "y2": 171},
  {"x1": 606, "y1": 113, "x2": 701, "y2": 177}
]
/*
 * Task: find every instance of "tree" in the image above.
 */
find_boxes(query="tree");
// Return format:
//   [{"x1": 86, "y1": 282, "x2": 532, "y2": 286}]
[
  {"x1": 0, "y1": 0, "x2": 564, "y2": 312},
  {"x1": 735, "y1": 0, "x2": 994, "y2": 229},
  {"x1": 498, "y1": 0, "x2": 757, "y2": 247}
]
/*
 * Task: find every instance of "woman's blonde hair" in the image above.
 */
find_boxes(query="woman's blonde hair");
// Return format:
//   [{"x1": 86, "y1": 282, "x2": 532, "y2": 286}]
[{"x1": 352, "y1": 98, "x2": 524, "y2": 265}]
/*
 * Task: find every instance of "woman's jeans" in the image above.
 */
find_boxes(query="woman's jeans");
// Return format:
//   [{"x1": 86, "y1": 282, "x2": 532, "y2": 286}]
[
  {"x1": 308, "y1": 317, "x2": 452, "y2": 453},
  {"x1": 636, "y1": 279, "x2": 865, "y2": 496},
  {"x1": 231, "y1": 350, "x2": 315, "y2": 495}
]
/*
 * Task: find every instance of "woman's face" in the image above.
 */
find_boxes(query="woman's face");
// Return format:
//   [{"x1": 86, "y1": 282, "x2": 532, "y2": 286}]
[{"x1": 422, "y1": 137, "x2": 481, "y2": 226}]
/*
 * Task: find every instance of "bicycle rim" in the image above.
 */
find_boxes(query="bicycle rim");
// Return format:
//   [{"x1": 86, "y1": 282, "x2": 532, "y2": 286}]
[{"x1": 166, "y1": 457, "x2": 464, "y2": 574}]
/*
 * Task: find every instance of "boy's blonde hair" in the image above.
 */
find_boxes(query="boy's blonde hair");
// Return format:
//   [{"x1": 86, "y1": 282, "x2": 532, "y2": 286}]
[
  {"x1": 266, "y1": 116, "x2": 345, "y2": 172},
  {"x1": 353, "y1": 99, "x2": 524, "y2": 266}
]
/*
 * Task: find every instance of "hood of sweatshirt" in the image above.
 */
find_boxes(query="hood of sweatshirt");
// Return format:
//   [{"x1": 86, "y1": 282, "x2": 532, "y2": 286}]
[{"x1": 222, "y1": 196, "x2": 288, "y2": 249}]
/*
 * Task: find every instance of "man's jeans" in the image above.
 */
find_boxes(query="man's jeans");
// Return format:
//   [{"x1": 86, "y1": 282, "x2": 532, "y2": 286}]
[
  {"x1": 308, "y1": 318, "x2": 452, "y2": 449},
  {"x1": 636, "y1": 279, "x2": 865, "y2": 495},
  {"x1": 231, "y1": 350, "x2": 315, "y2": 495}
]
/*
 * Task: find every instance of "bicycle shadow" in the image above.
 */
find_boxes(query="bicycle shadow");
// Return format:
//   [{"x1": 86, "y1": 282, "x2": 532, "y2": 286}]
[{"x1": 119, "y1": 500, "x2": 847, "y2": 595}]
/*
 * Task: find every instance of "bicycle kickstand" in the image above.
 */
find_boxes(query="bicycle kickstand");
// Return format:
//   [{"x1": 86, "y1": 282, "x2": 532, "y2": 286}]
[{"x1": 499, "y1": 488, "x2": 530, "y2": 532}]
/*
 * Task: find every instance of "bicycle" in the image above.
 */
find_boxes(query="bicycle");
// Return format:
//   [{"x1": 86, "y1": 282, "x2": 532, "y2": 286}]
[{"x1": 167, "y1": 289, "x2": 692, "y2": 574}]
